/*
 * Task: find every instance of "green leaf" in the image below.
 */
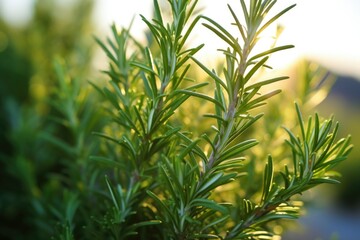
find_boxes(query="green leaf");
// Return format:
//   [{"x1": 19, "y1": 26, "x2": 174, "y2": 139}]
[
  {"x1": 240, "y1": 0, "x2": 249, "y2": 27},
  {"x1": 227, "y1": 113, "x2": 263, "y2": 144},
  {"x1": 176, "y1": 130, "x2": 208, "y2": 162},
  {"x1": 179, "y1": 15, "x2": 202, "y2": 50},
  {"x1": 176, "y1": 89, "x2": 226, "y2": 111},
  {"x1": 202, "y1": 16, "x2": 242, "y2": 54},
  {"x1": 146, "y1": 190, "x2": 173, "y2": 218},
  {"x1": 177, "y1": 44, "x2": 204, "y2": 69},
  {"x1": 131, "y1": 61, "x2": 157, "y2": 75},
  {"x1": 153, "y1": 0, "x2": 163, "y2": 25},
  {"x1": 203, "y1": 114, "x2": 225, "y2": 123},
  {"x1": 197, "y1": 172, "x2": 236, "y2": 197},
  {"x1": 256, "y1": 4, "x2": 297, "y2": 38},
  {"x1": 105, "y1": 176, "x2": 120, "y2": 211},
  {"x1": 256, "y1": 211, "x2": 298, "y2": 224},
  {"x1": 309, "y1": 177, "x2": 341, "y2": 185},
  {"x1": 201, "y1": 215, "x2": 229, "y2": 232},
  {"x1": 191, "y1": 57, "x2": 228, "y2": 93},
  {"x1": 243, "y1": 89, "x2": 282, "y2": 110},
  {"x1": 261, "y1": 156, "x2": 274, "y2": 202},
  {"x1": 219, "y1": 139, "x2": 258, "y2": 162},
  {"x1": 95, "y1": 36, "x2": 117, "y2": 64},
  {"x1": 178, "y1": 138, "x2": 202, "y2": 160},
  {"x1": 228, "y1": 4, "x2": 246, "y2": 41},
  {"x1": 244, "y1": 56, "x2": 269, "y2": 83},
  {"x1": 90, "y1": 156, "x2": 124, "y2": 168},
  {"x1": 190, "y1": 198, "x2": 228, "y2": 214},
  {"x1": 245, "y1": 76, "x2": 288, "y2": 91},
  {"x1": 160, "y1": 163, "x2": 180, "y2": 201},
  {"x1": 212, "y1": 158, "x2": 245, "y2": 172},
  {"x1": 248, "y1": 45, "x2": 294, "y2": 62},
  {"x1": 192, "y1": 234, "x2": 220, "y2": 239},
  {"x1": 128, "y1": 220, "x2": 162, "y2": 230}
]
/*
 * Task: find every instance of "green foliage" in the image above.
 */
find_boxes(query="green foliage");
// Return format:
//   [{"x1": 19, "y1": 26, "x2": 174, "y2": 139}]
[
  {"x1": 91, "y1": 0, "x2": 352, "y2": 239},
  {"x1": 0, "y1": 0, "x2": 353, "y2": 239}
]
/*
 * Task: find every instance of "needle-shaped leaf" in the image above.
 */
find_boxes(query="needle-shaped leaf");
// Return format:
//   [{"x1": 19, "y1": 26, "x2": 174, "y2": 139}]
[
  {"x1": 244, "y1": 56, "x2": 269, "y2": 83},
  {"x1": 261, "y1": 156, "x2": 274, "y2": 202},
  {"x1": 219, "y1": 139, "x2": 258, "y2": 162},
  {"x1": 228, "y1": 4, "x2": 246, "y2": 41},
  {"x1": 256, "y1": 4, "x2": 296, "y2": 38},
  {"x1": 249, "y1": 45, "x2": 294, "y2": 62},
  {"x1": 190, "y1": 198, "x2": 228, "y2": 214},
  {"x1": 245, "y1": 76, "x2": 288, "y2": 91},
  {"x1": 202, "y1": 16, "x2": 242, "y2": 54},
  {"x1": 192, "y1": 57, "x2": 229, "y2": 93},
  {"x1": 176, "y1": 89, "x2": 226, "y2": 111}
]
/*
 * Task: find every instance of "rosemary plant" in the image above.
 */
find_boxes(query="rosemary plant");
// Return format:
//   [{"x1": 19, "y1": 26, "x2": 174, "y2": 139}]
[{"x1": 90, "y1": 0, "x2": 352, "y2": 239}]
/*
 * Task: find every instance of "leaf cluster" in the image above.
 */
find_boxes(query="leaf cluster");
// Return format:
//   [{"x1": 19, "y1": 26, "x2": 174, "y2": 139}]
[
  {"x1": 2, "y1": 0, "x2": 352, "y2": 239},
  {"x1": 90, "y1": 0, "x2": 352, "y2": 239}
]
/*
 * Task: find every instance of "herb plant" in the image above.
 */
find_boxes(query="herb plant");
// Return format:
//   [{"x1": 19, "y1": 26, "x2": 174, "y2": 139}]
[
  {"x1": 1, "y1": 0, "x2": 353, "y2": 239},
  {"x1": 91, "y1": 0, "x2": 352, "y2": 239}
]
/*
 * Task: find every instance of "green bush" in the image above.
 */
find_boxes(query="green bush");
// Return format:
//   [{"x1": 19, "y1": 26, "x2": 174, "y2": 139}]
[{"x1": 0, "y1": 0, "x2": 353, "y2": 239}]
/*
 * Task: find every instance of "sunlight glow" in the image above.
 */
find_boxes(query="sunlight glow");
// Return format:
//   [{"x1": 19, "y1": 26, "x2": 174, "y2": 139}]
[
  {"x1": 1, "y1": 0, "x2": 358, "y2": 77},
  {"x1": 93, "y1": 0, "x2": 152, "y2": 40},
  {"x1": 95, "y1": 0, "x2": 359, "y2": 78},
  {"x1": 0, "y1": 0, "x2": 34, "y2": 26}
]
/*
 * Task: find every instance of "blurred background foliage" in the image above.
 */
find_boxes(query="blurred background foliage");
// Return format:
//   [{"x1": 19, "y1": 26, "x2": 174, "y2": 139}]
[
  {"x1": 0, "y1": 0, "x2": 103, "y2": 239},
  {"x1": 0, "y1": 0, "x2": 359, "y2": 239}
]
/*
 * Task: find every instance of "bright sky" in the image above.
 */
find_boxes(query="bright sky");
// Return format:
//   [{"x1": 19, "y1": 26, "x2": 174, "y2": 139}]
[
  {"x1": 1, "y1": 0, "x2": 360, "y2": 78},
  {"x1": 93, "y1": 0, "x2": 360, "y2": 78}
]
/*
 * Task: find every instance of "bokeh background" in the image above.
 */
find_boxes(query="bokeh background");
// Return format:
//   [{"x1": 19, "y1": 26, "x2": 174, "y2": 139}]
[{"x1": 1, "y1": 0, "x2": 359, "y2": 239}]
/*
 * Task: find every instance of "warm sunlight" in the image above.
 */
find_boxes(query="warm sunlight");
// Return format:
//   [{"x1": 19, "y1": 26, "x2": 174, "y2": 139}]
[
  {"x1": 1, "y1": 0, "x2": 359, "y2": 77},
  {"x1": 93, "y1": 0, "x2": 360, "y2": 78},
  {"x1": 93, "y1": 0, "x2": 298, "y2": 70},
  {"x1": 1, "y1": 1, "x2": 359, "y2": 240}
]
